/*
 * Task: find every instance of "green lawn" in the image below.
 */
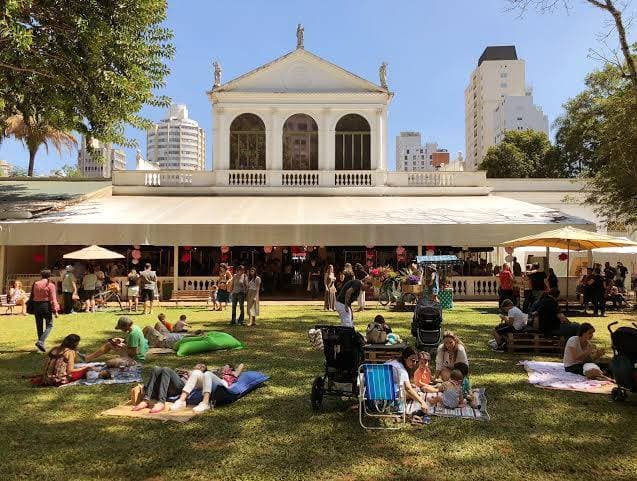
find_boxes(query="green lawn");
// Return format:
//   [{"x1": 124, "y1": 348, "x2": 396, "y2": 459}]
[{"x1": 1, "y1": 304, "x2": 636, "y2": 481}]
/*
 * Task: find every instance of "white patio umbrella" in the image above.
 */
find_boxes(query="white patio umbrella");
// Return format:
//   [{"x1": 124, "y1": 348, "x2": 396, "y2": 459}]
[
  {"x1": 502, "y1": 227, "x2": 637, "y2": 309},
  {"x1": 63, "y1": 245, "x2": 125, "y2": 260}
]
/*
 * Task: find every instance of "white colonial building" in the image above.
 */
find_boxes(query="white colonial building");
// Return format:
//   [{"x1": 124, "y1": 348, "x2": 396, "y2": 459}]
[{"x1": 208, "y1": 45, "x2": 391, "y2": 184}]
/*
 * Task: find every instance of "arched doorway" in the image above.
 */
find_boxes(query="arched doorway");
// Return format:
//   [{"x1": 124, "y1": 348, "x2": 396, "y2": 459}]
[
  {"x1": 230, "y1": 113, "x2": 266, "y2": 170},
  {"x1": 282, "y1": 114, "x2": 318, "y2": 170},
  {"x1": 335, "y1": 114, "x2": 371, "y2": 170}
]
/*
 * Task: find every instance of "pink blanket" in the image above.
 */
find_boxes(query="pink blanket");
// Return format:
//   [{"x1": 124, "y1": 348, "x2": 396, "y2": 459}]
[{"x1": 519, "y1": 360, "x2": 615, "y2": 394}]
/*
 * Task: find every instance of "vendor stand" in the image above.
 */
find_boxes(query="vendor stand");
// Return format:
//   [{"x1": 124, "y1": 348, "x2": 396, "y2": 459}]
[{"x1": 416, "y1": 255, "x2": 464, "y2": 309}]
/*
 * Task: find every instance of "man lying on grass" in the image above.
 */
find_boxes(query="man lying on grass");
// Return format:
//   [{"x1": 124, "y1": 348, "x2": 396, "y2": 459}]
[{"x1": 84, "y1": 316, "x2": 149, "y2": 366}]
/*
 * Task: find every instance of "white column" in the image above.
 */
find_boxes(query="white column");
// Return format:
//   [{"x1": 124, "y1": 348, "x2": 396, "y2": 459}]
[
  {"x1": 270, "y1": 109, "x2": 283, "y2": 171},
  {"x1": 212, "y1": 107, "x2": 226, "y2": 171},
  {"x1": 378, "y1": 107, "x2": 388, "y2": 171},
  {"x1": 320, "y1": 108, "x2": 334, "y2": 171},
  {"x1": 173, "y1": 245, "x2": 179, "y2": 292}
]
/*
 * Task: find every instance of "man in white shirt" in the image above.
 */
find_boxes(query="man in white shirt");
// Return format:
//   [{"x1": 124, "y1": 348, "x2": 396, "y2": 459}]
[{"x1": 492, "y1": 299, "x2": 528, "y2": 347}]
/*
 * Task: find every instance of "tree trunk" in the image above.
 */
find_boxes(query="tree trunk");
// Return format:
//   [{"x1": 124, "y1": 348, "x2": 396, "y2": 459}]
[{"x1": 27, "y1": 147, "x2": 37, "y2": 177}]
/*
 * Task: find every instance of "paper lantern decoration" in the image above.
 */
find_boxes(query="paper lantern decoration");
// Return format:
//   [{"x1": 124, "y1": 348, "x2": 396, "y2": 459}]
[
  {"x1": 282, "y1": 249, "x2": 288, "y2": 254},
  {"x1": 395, "y1": 246, "x2": 406, "y2": 255},
  {"x1": 365, "y1": 245, "x2": 375, "y2": 249},
  {"x1": 220, "y1": 246, "x2": 230, "y2": 254},
  {"x1": 131, "y1": 249, "x2": 141, "y2": 260},
  {"x1": 426, "y1": 249, "x2": 435, "y2": 256},
  {"x1": 132, "y1": 258, "x2": 139, "y2": 265},
  {"x1": 558, "y1": 253, "x2": 569, "y2": 261},
  {"x1": 183, "y1": 246, "x2": 192, "y2": 251},
  {"x1": 33, "y1": 253, "x2": 45, "y2": 263},
  {"x1": 181, "y1": 252, "x2": 191, "y2": 263},
  {"x1": 425, "y1": 245, "x2": 435, "y2": 251},
  {"x1": 505, "y1": 255, "x2": 513, "y2": 262},
  {"x1": 263, "y1": 246, "x2": 273, "y2": 254},
  {"x1": 133, "y1": 245, "x2": 140, "y2": 249},
  {"x1": 504, "y1": 247, "x2": 514, "y2": 255}
]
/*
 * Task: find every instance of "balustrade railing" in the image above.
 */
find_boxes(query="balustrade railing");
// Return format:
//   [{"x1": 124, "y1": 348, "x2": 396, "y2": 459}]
[
  {"x1": 228, "y1": 171, "x2": 267, "y2": 186},
  {"x1": 281, "y1": 172, "x2": 320, "y2": 187},
  {"x1": 334, "y1": 171, "x2": 375, "y2": 187}
]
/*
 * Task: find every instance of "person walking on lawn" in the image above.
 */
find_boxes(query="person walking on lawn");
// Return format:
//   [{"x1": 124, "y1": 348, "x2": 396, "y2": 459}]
[{"x1": 31, "y1": 269, "x2": 59, "y2": 352}]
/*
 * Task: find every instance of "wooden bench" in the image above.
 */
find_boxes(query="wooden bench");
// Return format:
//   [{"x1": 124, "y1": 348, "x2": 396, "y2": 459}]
[
  {"x1": 169, "y1": 290, "x2": 211, "y2": 307},
  {"x1": 506, "y1": 332, "x2": 565, "y2": 354},
  {"x1": 363, "y1": 343, "x2": 408, "y2": 364},
  {"x1": 1, "y1": 294, "x2": 16, "y2": 314}
]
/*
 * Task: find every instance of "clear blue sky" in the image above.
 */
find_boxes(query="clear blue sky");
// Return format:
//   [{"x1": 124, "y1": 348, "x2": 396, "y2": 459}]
[{"x1": 1, "y1": 0, "x2": 627, "y2": 173}]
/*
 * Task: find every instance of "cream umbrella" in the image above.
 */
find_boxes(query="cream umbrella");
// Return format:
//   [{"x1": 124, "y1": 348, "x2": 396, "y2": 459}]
[
  {"x1": 502, "y1": 226, "x2": 637, "y2": 310},
  {"x1": 63, "y1": 245, "x2": 125, "y2": 260}
]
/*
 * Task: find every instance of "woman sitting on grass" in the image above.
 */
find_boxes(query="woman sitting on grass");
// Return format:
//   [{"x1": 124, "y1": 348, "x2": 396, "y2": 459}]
[
  {"x1": 563, "y1": 322, "x2": 611, "y2": 380},
  {"x1": 435, "y1": 331, "x2": 468, "y2": 377},
  {"x1": 41, "y1": 334, "x2": 89, "y2": 386},
  {"x1": 385, "y1": 346, "x2": 429, "y2": 414}
]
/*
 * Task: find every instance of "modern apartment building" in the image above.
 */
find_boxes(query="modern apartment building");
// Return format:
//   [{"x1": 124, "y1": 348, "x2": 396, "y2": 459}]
[
  {"x1": 395, "y1": 132, "x2": 449, "y2": 171},
  {"x1": 77, "y1": 137, "x2": 126, "y2": 178},
  {"x1": 146, "y1": 104, "x2": 206, "y2": 170},
  {"x1": 464, "y1": 46, "x2": 526, "y2": 170},
  {"x1": 493, "y1": 89, "x2": 549, "y2": 144}
]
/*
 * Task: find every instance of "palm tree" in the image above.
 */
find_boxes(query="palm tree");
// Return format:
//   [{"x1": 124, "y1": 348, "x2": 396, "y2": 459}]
[{"x1": 3, "y1": 114, "x2": 77, "y2": 176}]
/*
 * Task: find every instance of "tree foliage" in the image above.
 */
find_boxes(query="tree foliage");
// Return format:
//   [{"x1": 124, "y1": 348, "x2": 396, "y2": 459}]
[
  {"x1": 0, "y1": 0, "x2": 174, "y2": 174},
  {"x1": 478, "y1": 130, "x2": 568, "y2": 178}
]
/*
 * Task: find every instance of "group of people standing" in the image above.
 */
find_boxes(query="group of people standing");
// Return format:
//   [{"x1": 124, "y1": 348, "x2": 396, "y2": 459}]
[{"x1": 215, "y1": 264, "x2": 261, "y2": 326}]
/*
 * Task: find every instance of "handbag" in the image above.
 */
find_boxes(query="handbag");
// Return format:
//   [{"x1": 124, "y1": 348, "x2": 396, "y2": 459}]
[{"x1": 26, "y1": 282, "x2": 36, "y2": 315}]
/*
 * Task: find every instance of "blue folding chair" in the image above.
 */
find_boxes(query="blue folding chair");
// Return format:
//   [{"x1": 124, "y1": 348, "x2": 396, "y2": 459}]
[{"x1": 358, "y1": 363, "x2": 406, "y2": 430}]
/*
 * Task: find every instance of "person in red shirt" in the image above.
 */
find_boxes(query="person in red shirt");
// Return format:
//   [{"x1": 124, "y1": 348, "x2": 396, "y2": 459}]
[
  {"x1": 31, "y1": 269, "x2": 59, "y2": 352},
  {"x1": 498, "y1": 263, "x2": 515, "y2": 307},
  {"x1": 413, "y1": 351, "x2": 438, "y2": 393}
]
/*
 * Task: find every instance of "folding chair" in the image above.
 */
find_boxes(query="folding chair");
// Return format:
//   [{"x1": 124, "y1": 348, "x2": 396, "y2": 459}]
[{"x1": 358, "y1": 363, "x2": 406, "y2": 430}]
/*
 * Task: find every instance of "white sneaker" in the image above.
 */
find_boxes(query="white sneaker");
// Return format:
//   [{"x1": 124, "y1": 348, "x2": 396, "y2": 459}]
[
  {"x1": 192, "y1": 402, "x2": 210, "y2": 413},
  {"x1": 170, "y1": 399, "x2": 186, "y2": 411}
]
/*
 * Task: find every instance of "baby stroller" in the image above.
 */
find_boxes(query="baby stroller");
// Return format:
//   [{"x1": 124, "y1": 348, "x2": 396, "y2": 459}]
[
  {"x1": 311, "y1": 325, "x2": 365, "y2": 411},
  {"x1": 411, "y1": 298, "x2": 443, "y2": 354},
  {"x1": 608, "y1": 321, "x2": 637, "y2": 402}
]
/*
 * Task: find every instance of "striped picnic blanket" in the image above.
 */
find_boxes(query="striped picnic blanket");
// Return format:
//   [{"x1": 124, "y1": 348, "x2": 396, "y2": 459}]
[{"x1": 406, "y1": 388, "x2": 490, "y2": 421}]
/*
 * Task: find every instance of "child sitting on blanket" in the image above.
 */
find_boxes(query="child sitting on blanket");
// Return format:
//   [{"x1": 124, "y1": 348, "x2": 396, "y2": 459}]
[
  {"x1": 432, "y1": 369, "x2": 465, "y2": 409},
  {"x1": 174, "y1": 315, "x2": 190, "y2": 333},
  {"x1": 454, "y1": 362, "x2": 480, "y2": 409},
  {"x1": 156, "y1": 313, "x2": 173, "y2": 333},
  {"x1": 413, "y1": 351, "x2": 438, "y2": 393}
]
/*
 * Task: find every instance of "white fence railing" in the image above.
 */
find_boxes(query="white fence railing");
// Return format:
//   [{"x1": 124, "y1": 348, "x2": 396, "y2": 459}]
[{"x1": 113, "y1": 169, "x2": 487, "y2": 189}]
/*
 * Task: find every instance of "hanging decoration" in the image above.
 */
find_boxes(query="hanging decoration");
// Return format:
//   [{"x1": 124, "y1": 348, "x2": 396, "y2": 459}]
[
  {"x1": 505, "y1": 255, "x2": 513, "y2": 263},
  {"x1": 558, "y1": 253, "x2": 569, "y2": 261},
  {"x1": 305, "y1": 246, "x2": 315, "y2": 253},
  {"x1": 220, "y1": 246, "x2": 230, "y2": 254},
  {"x1": 131, "y1": 249, "x2": 142, "y2": 260},
  {"x1": 365, "y1": 244, "x2": 375, "y2": 249},
  {"x1": 366, "y1": 260, "x2": 374, "y2": 268},
  {"x1": 133, "y1": 245, "x2": 141, "y2": 249},
  {"x1": 132, "y1": 258, "x2": 139, "y2": 265},
  {"x1": 505, "y1": 247, "x2": 514, "y2": 255},
  {"x1": 33, "y1": 253, "x2": 45, "y2": 263},
  {"x1": 181, "y1": 252, "x2": 191, "y2": 263},
  {"x1": 395, "y1": 246, "x2": 405, "y2": 255},
  {"x1": 263, "y1": 246, "x2": 273, "y2": 254},
  {"x1": 183, "y1": 246, "x2": 192, "y2": 251},
  {"x1": 426, "y1": 249, "x2": 435, "y2": 256},
  {"x1": 282, "y1": 248, "x2": 288, "y2": 254}
]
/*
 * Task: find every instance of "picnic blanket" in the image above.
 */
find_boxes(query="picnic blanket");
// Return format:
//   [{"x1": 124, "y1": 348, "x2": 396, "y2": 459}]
[
  {"x1": 406, "y1": 388, "x2": 490, "y2": 421},
  {"x1": 59, "y1": 362, "x2": 143, "y2": 387},
  {"x1": 519, "y1": 360, "x2": 615, "y2": 394},
  {"x1": 101, "y1": 401, "x2": 197, "y2": 423},
  {"x1": 146, "y1": 347, "x2": 174, "y2": 356}
]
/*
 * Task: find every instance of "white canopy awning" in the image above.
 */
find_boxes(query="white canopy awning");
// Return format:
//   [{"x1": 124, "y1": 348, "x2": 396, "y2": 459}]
[{"x1": 0, "y1": 195, "x2": 594, "y2": 246}]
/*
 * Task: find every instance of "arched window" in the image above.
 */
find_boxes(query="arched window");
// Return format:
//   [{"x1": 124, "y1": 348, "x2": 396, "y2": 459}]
[
  {"x1": 335, "y1": 114, "x2": 371, "y2": 170},
  {"x1": 282, "y1": 114, "x2": 318, "y2": 170},
  {"x1": 230, "y1": 113, "x2": 266, "y2": 170}
]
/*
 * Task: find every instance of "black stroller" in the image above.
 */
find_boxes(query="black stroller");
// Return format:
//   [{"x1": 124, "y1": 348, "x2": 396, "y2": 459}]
[
  {"x1": 411, "y1": 298, "x2": 443, "y2": 354},
  {"x1": 608, "y1": 321, "x2": 637, "y2": 402},
  {"x1": 311, "y1": 325, "x2": 365, "y2": 410}
]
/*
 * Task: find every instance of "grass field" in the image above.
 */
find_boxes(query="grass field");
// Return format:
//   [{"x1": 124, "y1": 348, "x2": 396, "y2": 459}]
[{"x1": 0, "y1": 303, "x2": 636, "y2": 481}]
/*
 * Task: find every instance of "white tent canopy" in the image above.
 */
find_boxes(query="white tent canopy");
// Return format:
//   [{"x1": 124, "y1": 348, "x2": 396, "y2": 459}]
[{"x1": 0, "y1": 195, "x2": 594, "y2": 247}]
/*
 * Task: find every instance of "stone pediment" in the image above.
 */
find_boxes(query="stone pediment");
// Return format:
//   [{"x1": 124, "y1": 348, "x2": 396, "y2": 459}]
[{"x1": 215, "y1": 49, "x2": 386, "y2": 94}]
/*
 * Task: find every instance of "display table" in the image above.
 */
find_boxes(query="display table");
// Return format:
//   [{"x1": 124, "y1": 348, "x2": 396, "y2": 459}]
[
  {"x1": 363, "y1": 343, "x2": 408, "y2": 363},
  {"x1": 439, "y1": 288, "x2": 453, "y2": 309}
]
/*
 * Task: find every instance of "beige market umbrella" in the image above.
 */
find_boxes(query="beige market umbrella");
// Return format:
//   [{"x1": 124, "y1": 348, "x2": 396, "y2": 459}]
[
  {"x1": 502, "y1": 226, "x2": 637, "y2": 310},
  {"x1": 63, "y1": 245, "x2": 125, "y2": 260}
]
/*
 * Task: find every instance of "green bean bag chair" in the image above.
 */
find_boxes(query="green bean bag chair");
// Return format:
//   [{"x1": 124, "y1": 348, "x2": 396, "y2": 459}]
[{"x1": 175, "y1": 331, "x2": 244, "y2": 357}]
